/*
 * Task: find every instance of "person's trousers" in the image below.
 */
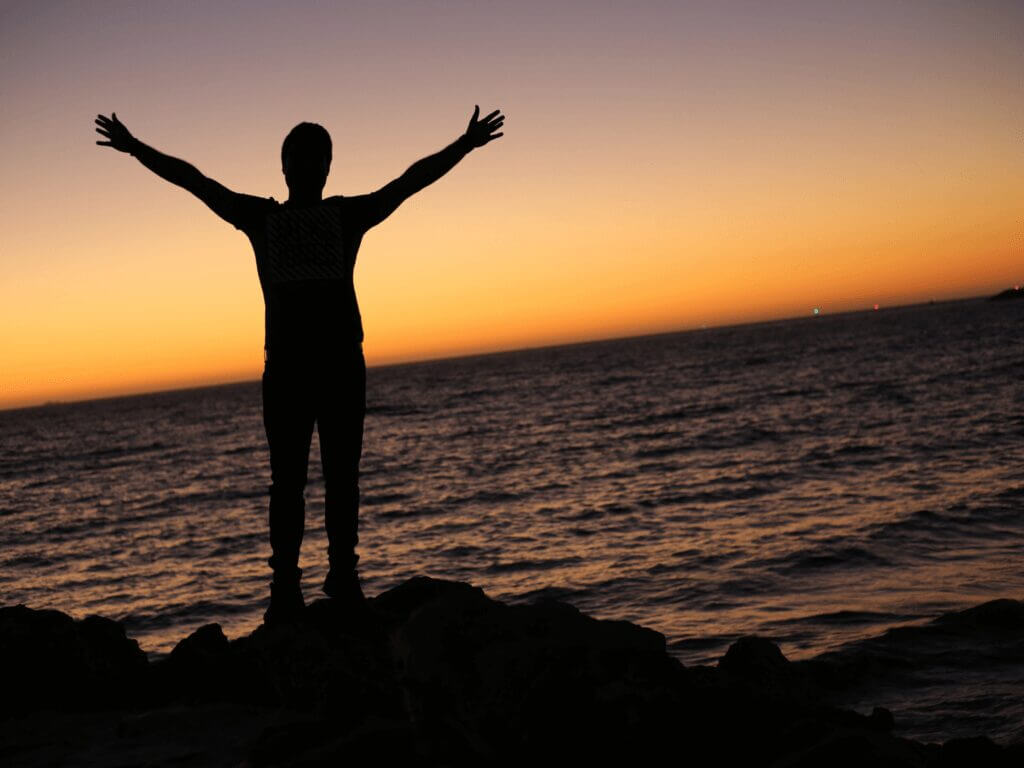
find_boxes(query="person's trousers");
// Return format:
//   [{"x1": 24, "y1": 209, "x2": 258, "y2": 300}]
[{"x1": 261, "y1": 346, "x2": 366, "y2": 579}]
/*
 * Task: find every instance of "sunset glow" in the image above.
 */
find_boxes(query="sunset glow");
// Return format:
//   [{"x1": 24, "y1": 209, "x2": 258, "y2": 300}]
[{"x1": 2, "y1": 0, "x2": 1021, "y2": 409}]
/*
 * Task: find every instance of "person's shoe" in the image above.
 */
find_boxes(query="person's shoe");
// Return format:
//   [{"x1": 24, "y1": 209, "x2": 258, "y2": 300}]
[
  {"x1": 322, "y1": 568, "x2": 365, "y2": 604},
  {"x1": 264, "y1": 568, "x2": 305, "y2": 625}
]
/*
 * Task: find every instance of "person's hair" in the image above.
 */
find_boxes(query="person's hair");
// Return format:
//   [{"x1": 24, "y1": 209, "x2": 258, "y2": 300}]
[{"x1": 281, "y1": 122, "x2": 332, "y2": 167}]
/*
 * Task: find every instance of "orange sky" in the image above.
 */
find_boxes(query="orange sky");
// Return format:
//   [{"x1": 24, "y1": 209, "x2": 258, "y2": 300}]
[{"x1": 1, "y1": 1, "x2": 1021, "y2": 409}]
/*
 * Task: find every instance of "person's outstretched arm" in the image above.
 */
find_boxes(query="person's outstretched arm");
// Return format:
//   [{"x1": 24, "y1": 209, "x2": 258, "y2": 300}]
[
  {"x1": 349, "y1": 105, "x2": 504, "y2": 230},
  {"x1": 95, "y1": 112, "x2": 262, "y2": 231}
]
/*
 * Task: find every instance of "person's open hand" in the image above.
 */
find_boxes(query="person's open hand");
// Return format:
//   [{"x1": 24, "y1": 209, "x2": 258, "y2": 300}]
[
  {"x1": 95, "y1": 112, "x2": 138, "y2": 153},
  {"x1": 464, "y1": 105, "x2": 504, "y2": 148}
]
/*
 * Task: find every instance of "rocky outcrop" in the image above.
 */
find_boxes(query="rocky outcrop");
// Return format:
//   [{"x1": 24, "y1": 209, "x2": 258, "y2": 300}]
[
  {"x1": 989, "y1": 287, "x2": 1023, "y2": 301},
  {"x1": 0, "y1": 605, "x2": 147, "y2": 716},
  {"x1": 1, "y1": 579, "x2": 1021, "y2": 767}
]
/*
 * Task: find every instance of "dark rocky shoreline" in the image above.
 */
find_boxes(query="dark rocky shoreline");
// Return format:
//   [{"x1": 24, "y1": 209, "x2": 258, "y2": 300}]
[
  {"x1": 989, "y1": 286, "x2": 1024, "y2": 301},
  {"x1": 2, "y1": 577, "x2": 1020, "y2": 766}
]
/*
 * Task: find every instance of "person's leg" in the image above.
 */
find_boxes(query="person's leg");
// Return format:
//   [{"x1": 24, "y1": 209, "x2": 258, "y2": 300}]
[
  {"x1": 262, "y1": 362, "x2": 316, "y2": 617},
  {"x1": 316, "y1": 346, "x2": 367, "y2": 599}
]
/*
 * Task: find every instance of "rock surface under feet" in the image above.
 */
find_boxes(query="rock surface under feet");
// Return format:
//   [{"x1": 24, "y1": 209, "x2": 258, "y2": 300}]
[{"x1": 2, "y1": 578, "x2": 1022, "y2": 767}]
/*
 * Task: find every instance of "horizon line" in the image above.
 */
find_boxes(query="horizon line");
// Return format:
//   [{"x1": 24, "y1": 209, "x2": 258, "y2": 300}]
[{"x1": 0, "y1": 293, "x2": 1003, "y2": 414}]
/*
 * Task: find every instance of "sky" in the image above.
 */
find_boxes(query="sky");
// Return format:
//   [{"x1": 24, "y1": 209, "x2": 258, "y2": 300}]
[{"x1": 1, "y1": 0, "x2": 1021, "y2": 409}]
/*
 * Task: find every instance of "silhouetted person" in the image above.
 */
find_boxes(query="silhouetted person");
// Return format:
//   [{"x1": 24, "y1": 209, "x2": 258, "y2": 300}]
[{"x1": 95, "y1": 107, "x2": 505, "y2": 623}]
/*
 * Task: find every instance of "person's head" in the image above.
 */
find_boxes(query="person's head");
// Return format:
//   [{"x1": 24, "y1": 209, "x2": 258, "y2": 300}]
[{"x1": 281, "y1": 122, "x2": 332, "y2": 197}]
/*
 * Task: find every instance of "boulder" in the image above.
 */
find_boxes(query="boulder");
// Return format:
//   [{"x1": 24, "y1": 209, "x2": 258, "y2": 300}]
[
  {"x1": 0, "y1": 604, "x2": 147, "y2": 716},
  {"x1": 389, "y1": 576, "x2": 685, "y2": 761}
]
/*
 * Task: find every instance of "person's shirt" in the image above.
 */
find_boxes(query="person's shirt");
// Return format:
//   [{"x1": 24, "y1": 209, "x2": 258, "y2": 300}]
[{"x1": 207, "y1": 191, "x2": 388, "y2": 367}]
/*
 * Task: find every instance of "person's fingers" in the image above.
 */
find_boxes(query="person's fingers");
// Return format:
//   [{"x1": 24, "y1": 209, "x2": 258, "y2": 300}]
[
  {"x1": 483, "y1": 109, "x2": 500, "y2": 121},
  {"x1": 490, "y1": 132, "x2": 504, "y2": 140},
  {"x1": 96, "y1": 140, "x2": 112, "y2": 146}
]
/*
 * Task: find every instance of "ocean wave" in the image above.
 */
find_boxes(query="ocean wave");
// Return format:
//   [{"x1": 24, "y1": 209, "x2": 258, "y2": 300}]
[
  {"x1": 361, "y1": 491, "x2": 413, "y2": 507},
  {"x1": 752, "y1": 544, "x2": 892, "y2": 575},
  {"x1": 135, "y1": 486, "x2": 267, "y2": 510},
  {"x1": 648, "y1": 483, "x2": 775, "y2": 507},
  {"x1": 807, "y1": 598, "x2": 1024, "y2": 688},
  {"x1": 484, "y1": 555, "x2": 584, "y2": 574},
  {"x1": 365, "y1": 403, "x2": 427, "y2": 417},
  {"x1": 775, "y1": 609, "x2": 912, "y2": 627}
]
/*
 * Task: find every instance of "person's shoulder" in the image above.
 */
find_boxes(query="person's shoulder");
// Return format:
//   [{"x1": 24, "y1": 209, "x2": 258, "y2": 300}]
[
  {"x1": 325, "y1": 194, "x2": 365, "y2": 224},
  {"x1": 233, "y1": 192, "x2": 278, "y2": 213},
  {"x1": 229, "y1": 194, "x2": 278, "y2": 233}
]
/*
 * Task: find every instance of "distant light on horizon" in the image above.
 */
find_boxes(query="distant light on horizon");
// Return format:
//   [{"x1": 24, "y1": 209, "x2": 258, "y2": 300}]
[{"x1": 812, "y1": 307, "x2": 821, "y2": 316}]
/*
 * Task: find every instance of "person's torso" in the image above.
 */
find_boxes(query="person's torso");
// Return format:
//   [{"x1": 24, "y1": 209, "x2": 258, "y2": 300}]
[{"x1": 246, "y1": 197, "x2": 366, "y2": 364}]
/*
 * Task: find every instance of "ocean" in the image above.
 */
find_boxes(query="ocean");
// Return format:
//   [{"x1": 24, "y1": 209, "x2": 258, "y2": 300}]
[{"x1": 2, "y1": 297, "x2": 1023, "y2": 743}]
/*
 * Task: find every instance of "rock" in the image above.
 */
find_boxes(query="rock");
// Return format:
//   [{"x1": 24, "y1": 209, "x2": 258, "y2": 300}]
[
  {"x1": 171, "y1": 622, "x2": 230, "y2": 662},
  {"x1": 390, "y1": 577, "x2": 684, "y2": 761},
  {"x1": 151, "y1": 622, "x2": 232, "y2": 703},
  {"x1": 718, "y1": 635, "x2": 818, "y2": 703},
  {"x1": 932, "y1": 599, "x2": 1024, "y2": 633},
  {"x1": 0, "y1": 604, "x2": 147, "y2": 716},
  {"x1": 0, "y1": 580, "x2": 1018, "y2": 766},
  {"x1": 769, "y1": 728, "x2": 932, "y2": 767},
  {"x1": 371, "y1": 575, "x2": 488, "y2": 626},
  {"x1": 245, "y1": 715, "x2": 421, "y2": 767},
  {"x1": 226, "y1": 599, "x2": 404, "y2": 718},
  {"x1": 870, "y1": 706, "x2": 896, "y2": 732},
  {"x1": 932, "y1": 736, "x2": 1007, "y2": 767},
  {"x1": 989, "y1": 287, "x2": 1024, "y2": 301},
  {"x1": 719, "y1": 635, "x2": 790, "y2": 676},
  {"x1": 801, "y1": 598, "x2": 1024, "y2": 696}
]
